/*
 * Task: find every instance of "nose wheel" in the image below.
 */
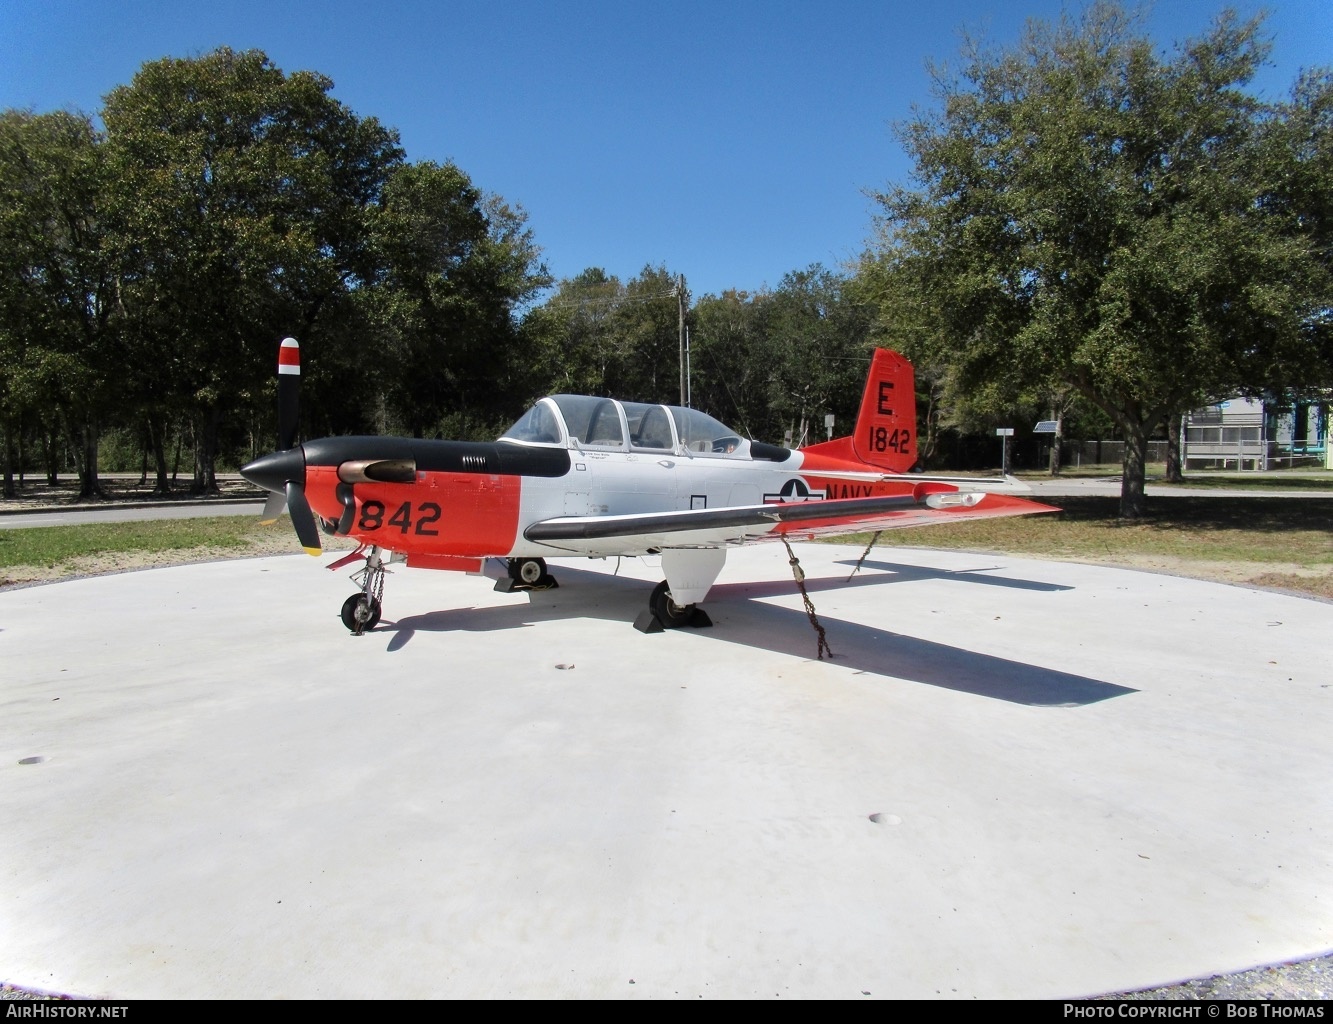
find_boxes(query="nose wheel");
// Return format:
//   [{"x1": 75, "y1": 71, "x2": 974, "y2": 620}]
[{"x1": 341, "y1": 593, "x2": 382, "y2": 633}]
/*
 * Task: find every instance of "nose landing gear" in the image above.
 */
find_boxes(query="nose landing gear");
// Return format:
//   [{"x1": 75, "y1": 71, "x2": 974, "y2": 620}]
[{"x1": 342, "y1": 546, "x2": 389, "y2": 635}]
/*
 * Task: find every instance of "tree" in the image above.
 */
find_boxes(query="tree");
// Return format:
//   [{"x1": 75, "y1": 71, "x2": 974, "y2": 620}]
[
  {"x1": 867, "y1": 2, "x2": 1332, "y2": 517},
  {"x1": 517, "y1": 265, "x2": 681, "y2": 409},
  {"x1": 518, "y1": 268, "x2": 623, "y2": 400},
  {"x1": 366, "y1": 161, "x2": 550, "y2": 438},
  {"x1": 607, "y1": 265, "x2": 684, "y2": 404},
  {"x1": 690, "y1": 288, "x2": 776, "y2": 439},
  {"x1": 1262, "y1": 70, "x2": 1333, "y2": 365},
  {"x1": 761, "y1": 266, "x2": 873, "y2": 447},
  {"x1": 0, "y1": 110, "x2": 117, "y2": 497},
  {"x1": 101, "y1": 47, "x2": 403, "y2": 490}
]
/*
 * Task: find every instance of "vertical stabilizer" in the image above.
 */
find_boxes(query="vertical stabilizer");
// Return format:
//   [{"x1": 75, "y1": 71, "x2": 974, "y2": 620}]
[
  {"x1": 850, "y1": 349, "x2": 917, "y2": 472},
  {"x1": 798, "y1": 349, "x2": 918, "y2": 472}
]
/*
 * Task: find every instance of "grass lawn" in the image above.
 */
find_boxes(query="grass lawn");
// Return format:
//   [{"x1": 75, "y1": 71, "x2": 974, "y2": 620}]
[
  {"x1": 839, "y1": 496, "x2": 1333, "y2": 563},
  {"x1": 0, "y1": 517, "x2": 276, "y2": 570}
]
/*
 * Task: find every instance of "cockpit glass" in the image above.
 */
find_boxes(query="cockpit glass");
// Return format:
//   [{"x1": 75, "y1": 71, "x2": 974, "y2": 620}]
[
  {"x1": 671, "y1": 407, "x2": 747, "y2": 456},
  {"x1": 500, "y1": 402, "x2": 562, "y2": 445},
  {"x1": 623, "y1": 402, "x2": 676, "y2": 451},
  {"x1": 503, "y1": 395, "x2": 746, "y2": 456},
  {"x1": 552, "y1": 395, "x2": 625, "y2": 448}
]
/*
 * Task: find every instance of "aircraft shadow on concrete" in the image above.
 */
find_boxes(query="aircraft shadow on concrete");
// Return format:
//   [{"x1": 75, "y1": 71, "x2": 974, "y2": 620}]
[
  {"x1": 733, "y1": 557, "x2": 1076, "y2": 599},
  {"x1": 376, "y1": 561, "x2": 1132, "y2": 708}
]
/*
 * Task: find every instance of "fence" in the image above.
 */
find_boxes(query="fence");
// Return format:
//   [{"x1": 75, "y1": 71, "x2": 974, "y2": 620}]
[
  {"x1": 1059, "y1": 440, "x2": 1170, "y2": 467},
  {"x1": 1054, "y1": 439, "x2": 1325, "y2": 470},
  {"x1": 1183, "y1": 440, "x2": 1326, "y2": 471}
]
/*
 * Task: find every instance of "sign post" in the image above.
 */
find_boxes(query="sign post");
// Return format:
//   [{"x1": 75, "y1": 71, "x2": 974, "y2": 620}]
[
  {"x1": 1033, "y1": 420, "x2": 1059, "y2": 475},
  {"x1": 996, "y1": 427, "x2": 1014, "y2": 475}
]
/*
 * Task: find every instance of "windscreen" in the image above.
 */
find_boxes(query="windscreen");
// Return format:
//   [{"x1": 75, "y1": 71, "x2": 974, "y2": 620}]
[{"x1": 500, "y1": 401, "x2": 563, "y2": 444}]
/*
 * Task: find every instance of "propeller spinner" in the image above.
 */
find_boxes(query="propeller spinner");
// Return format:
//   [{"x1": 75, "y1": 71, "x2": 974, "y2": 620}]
[{"x1": 241, "y1": 337, "x2": 322, "y2": 555}]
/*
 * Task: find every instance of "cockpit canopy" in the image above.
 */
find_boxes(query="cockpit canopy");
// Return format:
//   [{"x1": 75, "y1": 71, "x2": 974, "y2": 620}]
[{"x1": 501, "y1": 395, "x2": 747, "y2": 457}]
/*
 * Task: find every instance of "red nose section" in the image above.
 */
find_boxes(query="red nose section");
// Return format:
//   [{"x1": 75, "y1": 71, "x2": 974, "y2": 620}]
[{"x1": 304, "y1": 466, "x2": 523, "y2": 558}]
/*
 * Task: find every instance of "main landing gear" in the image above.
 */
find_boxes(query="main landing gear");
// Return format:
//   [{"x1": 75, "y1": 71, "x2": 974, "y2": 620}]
[
  {"x1": 342, "y1": 546, "x2": 388, "y2": 635},
  {"x1": 634, "y1": 580, "x2": 713, "y2": 633},
  {"x1": 493, "y1": 557, "x2": 558, "y2": 593},
  {"x1": 634, "y1": 548, "x2": 724, "y2": 633}
]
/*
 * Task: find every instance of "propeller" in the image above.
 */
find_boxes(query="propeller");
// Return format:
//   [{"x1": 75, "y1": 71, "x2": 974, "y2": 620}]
[
  {"x1": 284, "y1": 479, "x2": 321, "y2": 554},
  {"x1": 240, "y1": 337, "x2": 322, "y2": 556}
]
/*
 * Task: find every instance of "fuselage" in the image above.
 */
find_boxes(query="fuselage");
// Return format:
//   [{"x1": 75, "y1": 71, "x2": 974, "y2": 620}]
[
  {"x1": 246, "y1": 391, "x2": 924, "y2": 569},
  {"x1": 286, "y1": 431, "x2": 917, "y2": 567}
]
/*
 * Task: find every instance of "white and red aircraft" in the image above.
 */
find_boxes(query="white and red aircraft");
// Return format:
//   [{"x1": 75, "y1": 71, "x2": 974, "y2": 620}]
[{"x1": 241, "y1": 339, "x2": 1056, "y2": 634}]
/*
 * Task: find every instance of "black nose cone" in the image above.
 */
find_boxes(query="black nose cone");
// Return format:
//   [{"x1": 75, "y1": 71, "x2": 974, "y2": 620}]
[{"x1": 240, "y1": 448, "x2": 305, "y2": 495}]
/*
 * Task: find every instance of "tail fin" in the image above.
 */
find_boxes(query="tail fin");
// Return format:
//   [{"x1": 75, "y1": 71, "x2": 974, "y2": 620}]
[
  {"x1": 801, "y1": 349, "x2": 918, "y2": 472},
  {"x1": 852, "y1": 349, "x2": 917, "y2": 471}
]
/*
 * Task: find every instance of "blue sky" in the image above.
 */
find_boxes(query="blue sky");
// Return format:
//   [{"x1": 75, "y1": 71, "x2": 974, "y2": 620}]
[{"x1": 2, "y1": 0, "x2": 1328, "y2": 300}]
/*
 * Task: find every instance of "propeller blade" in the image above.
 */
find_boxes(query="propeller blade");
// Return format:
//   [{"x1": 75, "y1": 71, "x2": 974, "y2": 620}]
[
  {"x1": 241, "y1": 339, "x2": 317, "y2": 556},
  {"x1": 260, "y1": 490, "x2": 287, "y2": 525},
  {"x1": 285, "y1": 481, "x2": 322, "y2": 556},
  {"x1": 278, "y1": 337, "x2": 301, "y2": 451}
]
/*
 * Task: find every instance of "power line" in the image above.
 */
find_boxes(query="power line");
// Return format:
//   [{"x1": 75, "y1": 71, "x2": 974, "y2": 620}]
[{"x1": 538, "y1": 289, "x2": 678, "y2": 313}]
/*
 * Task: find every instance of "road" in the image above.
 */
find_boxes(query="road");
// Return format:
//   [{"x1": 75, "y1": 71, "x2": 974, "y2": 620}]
[
  {"x1": 0, "y1": 501, "x2": 264, "y2": 529},
  {"x1": 1022, "y1": 476, "x2": 1333, "y2": 498}
]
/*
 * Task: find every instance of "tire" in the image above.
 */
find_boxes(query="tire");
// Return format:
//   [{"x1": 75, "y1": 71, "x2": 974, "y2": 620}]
[
  {"x1": 649, "y1": 580, "x2": 693, "y2": 628},
  {"x1": 341, "y1": 593, "x2": 382, "y2": 633},
  {"x1": 509, "y1": 558, "x2": 547, "y2": 586}
]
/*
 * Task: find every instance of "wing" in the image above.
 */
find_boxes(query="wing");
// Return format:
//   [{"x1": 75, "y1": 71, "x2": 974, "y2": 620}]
[
  {"x1": 523, "y1": 489, "x2": 1058, "y2": 555},
  {"x1": 804, "y1": 469, "x2": 1035, "y2": 494}
]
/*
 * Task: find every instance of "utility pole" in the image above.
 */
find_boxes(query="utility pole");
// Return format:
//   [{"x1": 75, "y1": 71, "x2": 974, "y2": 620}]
[
  {"x1": 676, "y1": 273, "x2": 687, "y2": 406},
  {"x1": 685, "y1": 327, "x2": 692, "y2": 407}
]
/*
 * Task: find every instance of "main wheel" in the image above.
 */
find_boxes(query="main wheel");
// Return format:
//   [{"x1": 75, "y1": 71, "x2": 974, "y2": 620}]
[
  {"x1": 509, "y1": 557, "x2": 547, "y2": 586},
  {"x1": 649, "y1": 580, "x2": 693, "y2": 629},
  {"x1": 340, "y1": 593, "x2": 382, "y2": 633}
]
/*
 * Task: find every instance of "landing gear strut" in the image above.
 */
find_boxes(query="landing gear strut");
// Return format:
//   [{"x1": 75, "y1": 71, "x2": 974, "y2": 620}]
[{"x1": 342, "y1": 546, "x2": 388, "y2": 635}]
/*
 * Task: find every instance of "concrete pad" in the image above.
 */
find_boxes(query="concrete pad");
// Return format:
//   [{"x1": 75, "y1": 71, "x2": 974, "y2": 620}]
[{"x1": 1, "y1": 544, "x2": 1330, "y2": 999}]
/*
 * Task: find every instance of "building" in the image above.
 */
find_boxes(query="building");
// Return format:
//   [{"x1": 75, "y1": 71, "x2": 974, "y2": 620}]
[{"x1": 1184, "y1": 395, "x2": 1329, "y2": 471}]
